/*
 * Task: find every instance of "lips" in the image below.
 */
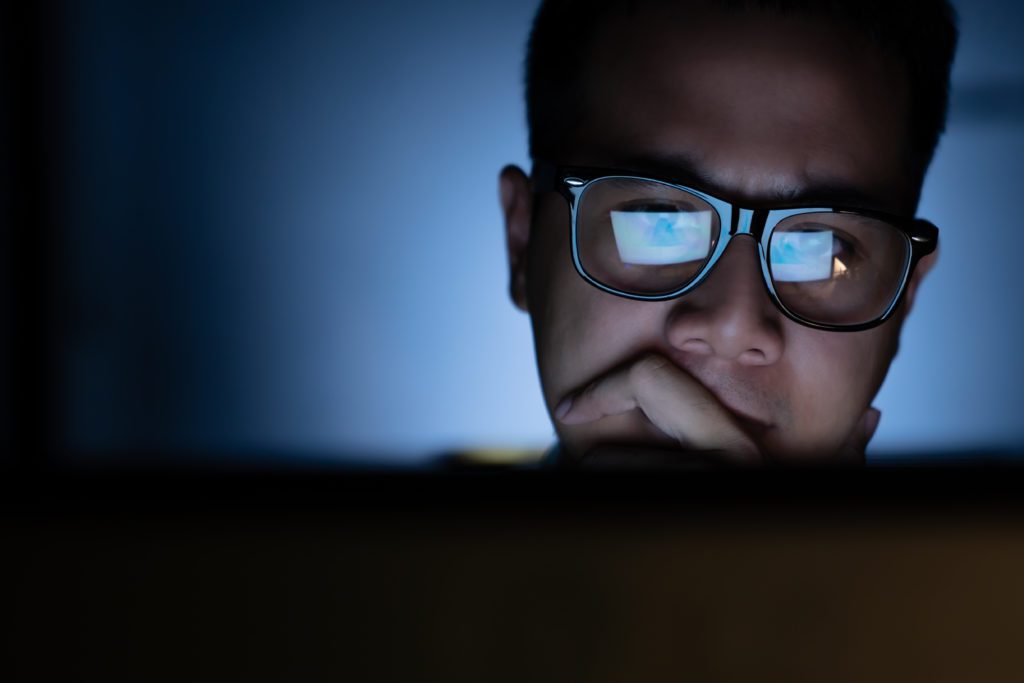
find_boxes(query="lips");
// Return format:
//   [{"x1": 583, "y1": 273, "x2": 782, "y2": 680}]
[
  {"x1": 712, "y1": 391, "x2": 772, "y2": 430},
  {"x1": 710, "y1": 391, "x2": 774, "y2": 437}
]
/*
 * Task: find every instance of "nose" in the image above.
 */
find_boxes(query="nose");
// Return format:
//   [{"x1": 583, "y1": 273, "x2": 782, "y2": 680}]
[{"x1": 664, "y1": 235, "x2": 784, "y2": 366}]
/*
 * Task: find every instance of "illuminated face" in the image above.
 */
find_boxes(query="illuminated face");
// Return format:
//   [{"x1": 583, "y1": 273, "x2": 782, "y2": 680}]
[{"x1": 501, "y1": 6, "x2": 936, "y2": 461}]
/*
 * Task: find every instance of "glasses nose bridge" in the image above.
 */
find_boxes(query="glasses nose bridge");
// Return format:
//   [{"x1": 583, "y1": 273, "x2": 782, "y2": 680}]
[
  {"x1": 716, "y1": 206, "x2": 769, "y2": 273},
  {"x1": 729, "y1": 207, "x2": 768, "y2": 240}
]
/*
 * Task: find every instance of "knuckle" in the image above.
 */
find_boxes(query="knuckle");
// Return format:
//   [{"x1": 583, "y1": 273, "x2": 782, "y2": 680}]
[{"x1": 630, "y1": 353, "x2": 667, "y2": 384}]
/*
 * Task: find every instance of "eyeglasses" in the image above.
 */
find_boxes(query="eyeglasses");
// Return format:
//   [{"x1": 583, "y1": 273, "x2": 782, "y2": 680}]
[{"x1": 532, "y1": 160, "x2": 938, "y2": 332}]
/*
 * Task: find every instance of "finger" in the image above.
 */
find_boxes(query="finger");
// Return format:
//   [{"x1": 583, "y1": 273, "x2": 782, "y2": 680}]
[
  {"x1": 557, "y1": 353, "x2": 761, "y2": 460},
  {"x1": 555, "y1": 364, "x2": 640, "y2": 425}
]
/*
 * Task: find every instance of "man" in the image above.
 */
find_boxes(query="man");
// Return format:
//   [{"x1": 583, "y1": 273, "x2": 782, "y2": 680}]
[{"x1": 498, "y1": 0, "x2": 958, "y2": 464}]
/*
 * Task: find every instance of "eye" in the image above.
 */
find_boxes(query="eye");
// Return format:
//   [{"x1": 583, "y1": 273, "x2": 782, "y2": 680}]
[
  {"x1": 783, "y1": 226, "x2": 862, "y2": 260},
  {"x1": 770, "y1": 227, "x2": 862, "y2": 283},
  {"x1": 608, "y1": 205, "x2": 715, "y2": 266},
  {"x1": 830, "y1": 231, "x2": 857, "y2": 255}
]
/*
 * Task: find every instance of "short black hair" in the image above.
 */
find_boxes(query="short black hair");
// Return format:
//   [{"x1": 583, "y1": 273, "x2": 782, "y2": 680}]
[{"x1": 525, "y1": 0, "x2": 959, "y2": 185}]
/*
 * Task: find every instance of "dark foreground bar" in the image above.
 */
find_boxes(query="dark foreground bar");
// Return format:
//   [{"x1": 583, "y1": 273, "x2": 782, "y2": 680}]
[{"x1": 4, "y1": 459, "x2": 1024, "y2": 681}]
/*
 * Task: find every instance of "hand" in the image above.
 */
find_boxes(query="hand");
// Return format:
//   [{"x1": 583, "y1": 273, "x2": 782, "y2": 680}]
[{"x1": 553, "y1": 353, "x2": 763, "y2": 465}]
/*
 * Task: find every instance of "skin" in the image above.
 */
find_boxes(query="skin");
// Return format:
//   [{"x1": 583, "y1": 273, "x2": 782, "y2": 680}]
[{"x1": 499, "y1": 5, "x2": 937, "y2": 464}]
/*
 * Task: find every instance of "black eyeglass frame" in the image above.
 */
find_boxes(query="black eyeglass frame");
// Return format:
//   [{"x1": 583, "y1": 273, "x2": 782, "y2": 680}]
[{"x1": 532, "y1": 160, "x2": 939, "y2": 332}]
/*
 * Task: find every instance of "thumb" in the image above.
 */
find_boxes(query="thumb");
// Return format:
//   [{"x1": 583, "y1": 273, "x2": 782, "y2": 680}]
[{"x1": 840, "y1": 407, "x2": 881, "y2": 463}]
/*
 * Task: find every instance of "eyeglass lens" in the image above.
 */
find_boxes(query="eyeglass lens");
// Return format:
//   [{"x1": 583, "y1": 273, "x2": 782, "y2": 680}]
[{"x1": 575, "y1": 177, "x2": 911, "y2": 327}]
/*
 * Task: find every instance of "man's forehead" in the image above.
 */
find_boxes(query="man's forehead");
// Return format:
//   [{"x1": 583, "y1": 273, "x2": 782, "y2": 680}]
[
  {"x1": 570, "y1": 3, "x2": 916, "y2": 213},
  {"x1": 575, "y1": 147, "x2": 902, "y2": 213}
]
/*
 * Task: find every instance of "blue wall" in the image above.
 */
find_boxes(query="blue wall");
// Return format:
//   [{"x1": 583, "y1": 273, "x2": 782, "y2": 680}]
[{"x1": 60, "y1": 0, "x2": 1024, "y2": 463}]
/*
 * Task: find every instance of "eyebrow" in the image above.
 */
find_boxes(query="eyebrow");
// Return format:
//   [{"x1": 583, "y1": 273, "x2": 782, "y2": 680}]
[{"x1": 608, "y1": 151, "x2": 889, "y2": 211}]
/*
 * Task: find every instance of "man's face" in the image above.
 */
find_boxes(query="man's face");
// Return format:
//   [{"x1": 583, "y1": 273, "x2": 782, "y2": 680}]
[{"x1": 502, "y1": 6, "x2": 935, "y2": 461}]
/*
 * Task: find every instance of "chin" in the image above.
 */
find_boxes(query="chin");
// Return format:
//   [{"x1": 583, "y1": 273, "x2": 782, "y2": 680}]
[{"x1": 762, "y1": 437, "x2": 863, "y2": 465}]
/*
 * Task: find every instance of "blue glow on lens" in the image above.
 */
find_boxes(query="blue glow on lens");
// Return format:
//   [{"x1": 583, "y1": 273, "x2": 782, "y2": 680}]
[
  {"x1": 770, "y1": 230, "x2": 834, "y2": 282},
  {"x1": 610, "y1": 210, "x2": 712, "y2": 265}
]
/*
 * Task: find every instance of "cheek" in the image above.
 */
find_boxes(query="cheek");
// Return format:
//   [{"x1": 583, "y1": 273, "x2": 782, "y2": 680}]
[
  {"x1": 534, "y1": 293, "x2": 670, "y2": 457},
  {"x1": 535, "y1": 283, "x2": 664, "y2": 407},
  {"x1": 781, "y1": 325, "x2": 896, "y2": 447},
  {"x1": 526, "y1": 199, "x2": 666, "y2": 407}
]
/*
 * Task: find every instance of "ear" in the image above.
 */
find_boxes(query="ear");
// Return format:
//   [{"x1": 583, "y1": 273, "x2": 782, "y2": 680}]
[
  {"x1": 499, "y1": 164, "x2": 533, "y2": 312},
  {"x1": 902, "y1": 244, "x2": 939, "y2": 317}
]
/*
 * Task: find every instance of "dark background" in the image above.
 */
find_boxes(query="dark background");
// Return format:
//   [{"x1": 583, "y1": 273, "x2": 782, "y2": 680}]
[{"x1": 7, "y1": 0, "x2": 1024, "y2": 467}]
